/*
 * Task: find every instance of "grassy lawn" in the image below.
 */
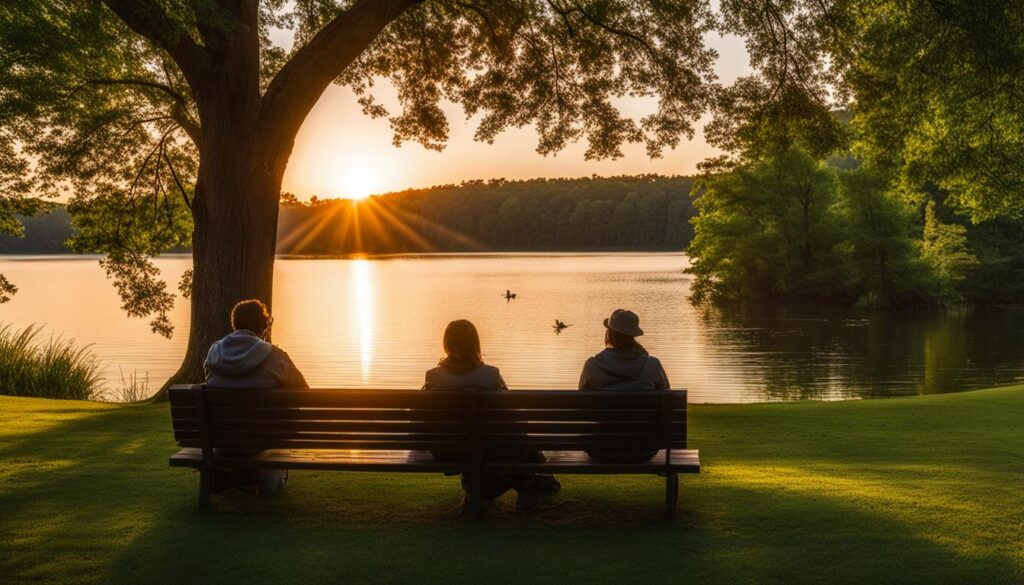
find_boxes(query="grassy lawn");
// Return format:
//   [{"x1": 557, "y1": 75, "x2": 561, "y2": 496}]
[{"x1": 1, "y1": 387, "x2": 1021, "y2": 585}]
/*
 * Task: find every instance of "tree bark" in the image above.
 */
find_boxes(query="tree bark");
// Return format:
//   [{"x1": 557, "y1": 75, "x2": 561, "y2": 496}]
[
  {"x1": 154, "y1": 106, "x2": 291, "y2": 399},
  {"x1": 149, "y1": 0, "x2": 416, "y2": 399}
]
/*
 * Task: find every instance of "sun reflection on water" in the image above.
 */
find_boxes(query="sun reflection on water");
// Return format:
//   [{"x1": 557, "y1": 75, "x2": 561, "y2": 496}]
[{"x1": 351, "y1": 259, "x2": 375, "y2": 383}]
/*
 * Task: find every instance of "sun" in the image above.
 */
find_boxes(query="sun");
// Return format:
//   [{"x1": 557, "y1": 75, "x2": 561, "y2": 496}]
[{"x1": 341, "y1": 163, "x2": 382, "y2": 200}]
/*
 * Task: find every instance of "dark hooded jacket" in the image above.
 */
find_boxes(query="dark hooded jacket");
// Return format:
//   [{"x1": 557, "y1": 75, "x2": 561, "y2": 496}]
[
  {"x1": 578, "y1": 348, "x2": 670, "y2": 391},
  {"x1": 204, "y1": 330, "x2": 308, "y2": 389},
  {"x1": 422, "y1": 364, "x2": 530, "y2": 462},
  {"x1": 422, "y1": 364, "x2": 507, "y2": 392},
  {"x1": 578, "y1": 347, "x2": 670, "y2": 463}
]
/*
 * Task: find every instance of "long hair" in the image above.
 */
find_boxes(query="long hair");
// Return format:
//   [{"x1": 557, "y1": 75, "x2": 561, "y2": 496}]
[
  {"x1": 605, "y1": 328, "x2": 648, "y2": 354},
  {"x1": 439, "y1": 319, "x2": 484, "y2": 374}
]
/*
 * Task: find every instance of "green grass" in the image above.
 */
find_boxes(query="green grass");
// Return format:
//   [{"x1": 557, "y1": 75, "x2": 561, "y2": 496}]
[
  {"x1": 0, "y1": 323, "x2": 101, "y2": 400},
  {"x1": 0, "y1": 387, "x2": 1021, "y2": 585}
]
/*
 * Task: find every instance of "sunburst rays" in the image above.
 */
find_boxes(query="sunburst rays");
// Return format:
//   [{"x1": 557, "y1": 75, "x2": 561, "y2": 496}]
[{"x1": 277, "y1": 196, "x2": 485, "y2": 255}]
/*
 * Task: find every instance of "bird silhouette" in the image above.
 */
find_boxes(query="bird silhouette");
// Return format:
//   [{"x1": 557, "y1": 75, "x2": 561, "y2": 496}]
[{"x1": 553, "y1": 319, "x2": 571, "y2": 334}]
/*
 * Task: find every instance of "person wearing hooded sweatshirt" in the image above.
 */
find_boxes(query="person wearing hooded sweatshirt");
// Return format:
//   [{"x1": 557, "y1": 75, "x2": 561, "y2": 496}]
[
  {"x1": 423, "y1": 319, "x2": 560, "y2": 513},
  {"x1": 578, "y1": 308, "x2": 670, "y2": 462},
  {"x1": 204, "y1": 299, "x2": 308, "y2": 495}
]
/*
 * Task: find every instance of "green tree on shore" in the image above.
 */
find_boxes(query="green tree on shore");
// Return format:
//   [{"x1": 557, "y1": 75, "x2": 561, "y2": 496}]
[
  {"x1": 921, "y1": 200, "x2": 978, "y2": 301},
  {"x1": 687, "y1": 148, "x2": 838, "y2": 302},
  {"x1": 832, "y1": 168, "x2": 931, "y2": 307}
]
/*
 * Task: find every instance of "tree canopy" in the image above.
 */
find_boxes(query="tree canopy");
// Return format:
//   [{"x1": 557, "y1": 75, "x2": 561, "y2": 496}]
[{"x1": 0, "y1": 0, "x2": 720, "y2": 332}]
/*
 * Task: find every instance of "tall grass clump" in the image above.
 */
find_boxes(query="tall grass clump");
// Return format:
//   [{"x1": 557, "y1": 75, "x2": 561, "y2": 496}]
[
  {"x1": 0, "y1": 324, "x2": 102, "y2": 400},
  {"x1": 114, "y1": 367, "x2": 151, "y2": 403}
]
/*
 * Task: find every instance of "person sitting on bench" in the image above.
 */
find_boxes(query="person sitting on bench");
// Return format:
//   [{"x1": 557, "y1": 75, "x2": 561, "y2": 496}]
[
  {"x1": 204, "y1": 299, "x2": 309, "y2": 496},
  {"x1": 578, "y1": 308, "x2": 670, "y2": 463},
  {"x1": 423, "y1": 319, "x2": 560, "y2": 512}
]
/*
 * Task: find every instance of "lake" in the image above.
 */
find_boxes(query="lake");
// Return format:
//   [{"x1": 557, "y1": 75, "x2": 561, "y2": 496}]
[{"x1": 2, "y1": 253, "x2": 1023, "y2": 402}]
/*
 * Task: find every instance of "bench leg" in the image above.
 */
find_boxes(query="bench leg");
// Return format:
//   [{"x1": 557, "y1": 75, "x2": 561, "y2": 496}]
[
  {"x1": 467, "y1": 468, "x2": 483, "y2": 519},
  {"x1": 664, "y1": 473, "x2": 679, "y2": 520},
  {"x1": 198, "y1": 468, "x2": 212, "y2": 508}
]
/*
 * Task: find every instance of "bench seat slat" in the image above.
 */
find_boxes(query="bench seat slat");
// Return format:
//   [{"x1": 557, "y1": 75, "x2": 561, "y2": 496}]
[
  {"x1": 173, "y1": 406, "x2": 466, "y2": 422},
  {"x1": 478, "y1": 394, "x2": 671, "y2": 409},
  {"x1": 485, "y1": 449, "x2": 700, "y2": 474},
  {"x1": 169, "y1": 447, "x2": 463, "y2": 472},
  {"x1": 480, "y1": 421, "x2": 685, "y2": 433},
  {"x1": 169, "y1": 447, "x2": 699, "y2": 474},
  {"x1": 479, "y1": 409, "x2": 681, "y2": 422},
  {"x1": 175, "y1": 408, "x2": 686, "y2": 423},
  {"x1": 208, "y1": 407, "x2": 465, "y2": 422},
  {"x1": 202, "y1": 390, "x2": 465, "y2": 409},
  {"x1": 210, "y1": 420, "x2": 466, "y2": 433},
  {"x1": 209, "y1": 431, "x2": 468, "y2": 443},
  {"x1": 200, "y1": 439, "x2": 473, "y2": 450}
]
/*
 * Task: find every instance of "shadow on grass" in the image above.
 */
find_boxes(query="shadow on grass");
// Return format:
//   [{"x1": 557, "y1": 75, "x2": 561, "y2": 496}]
[{"x1": 0, "y1": 398, "x2": 1021, "y2": 585}]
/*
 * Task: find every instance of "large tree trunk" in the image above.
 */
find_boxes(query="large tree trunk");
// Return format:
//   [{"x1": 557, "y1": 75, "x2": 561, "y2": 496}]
[
  {"x1": 154, "y1": 112, "x2": 290, "y2": 399},
  {"x1": 146, "y1": 0, "x2": 407, "y2": 400}
]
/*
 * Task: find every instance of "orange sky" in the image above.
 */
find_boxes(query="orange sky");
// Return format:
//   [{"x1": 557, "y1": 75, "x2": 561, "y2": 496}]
[{"x1": 279, "y1": 32, "x2": 751, "y2": 200}]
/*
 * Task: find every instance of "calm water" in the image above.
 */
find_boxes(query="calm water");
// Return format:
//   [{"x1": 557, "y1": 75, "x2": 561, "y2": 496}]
[{"x1": 2, "y1": 253, "x2": 1023, "y2": 402}]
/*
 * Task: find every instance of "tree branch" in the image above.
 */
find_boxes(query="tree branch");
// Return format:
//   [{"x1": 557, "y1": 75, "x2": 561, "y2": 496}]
[
  {"x1": 100, "y1": 0, "x2": 211, "y2": 86},
  {"x1": 259, "y1": 0, "x2": 424, "y2": 147},
  {"x1": 453, "y1": 1, "x2": 509, "y2": 55},
  {"x1": 78, "y1": 77, "x2": 201, "y2": 145},
  {"x1": 86, "y1": 76, "x2": 189, "y2": 104},
  {"x1": 164, "y1": 151, "x2": 193, "y2": 211},
  {"x1": 568, "y1": 2, "x2": 657, "y2": 58}
]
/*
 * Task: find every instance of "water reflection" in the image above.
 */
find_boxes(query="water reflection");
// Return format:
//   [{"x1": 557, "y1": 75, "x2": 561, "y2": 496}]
[
  {"x1": 693, "y1": 303, "x2": 1024, "y2": 400},
  {"x1": 352, "y1": 259, "x2": 374, "y2": 383},
  {"x1": 1, "y1": 253, "x2": 1022, "y2": 402}
]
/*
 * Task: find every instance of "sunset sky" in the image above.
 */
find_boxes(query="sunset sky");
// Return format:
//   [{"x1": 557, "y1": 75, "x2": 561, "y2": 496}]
[{"x1": 275, "y1": 29, "x2": 752, "y2": 201}]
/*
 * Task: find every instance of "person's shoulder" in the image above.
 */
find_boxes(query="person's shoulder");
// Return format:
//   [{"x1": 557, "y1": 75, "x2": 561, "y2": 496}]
[
  {"x1": 479, "y1": 364, "x2": 507, "y2": 380},
  {"x1": 423, "y1": 365, "x2": 447, "y2": 384},
  {"x1": 643, "y1": 354, "x2": 665, "y2": 369},
  {"x1": 267, "y1": 344, "x2": 294, "y2": 362},
  {"x1": 479, "y1": 364, "x2": 507, "y2": 390}
]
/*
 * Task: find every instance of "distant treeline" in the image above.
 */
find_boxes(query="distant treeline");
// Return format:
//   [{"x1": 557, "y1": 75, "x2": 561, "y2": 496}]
[
  {"x1": 0, "y1": 208, "x2": 72, "y2": 253},
  {"x1": 0, "y1": 176, "x2": 696, "y2": 255},
  {"x1": 278, "y1": 176, "x2": 696, "y2": 254}
]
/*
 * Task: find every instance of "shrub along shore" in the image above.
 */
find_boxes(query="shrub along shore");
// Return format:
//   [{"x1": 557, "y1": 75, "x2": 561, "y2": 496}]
[
  {"x1": 0, "y1": 324, "x2": 100, "y2": 400},
  {"x1": 0, "y1": 386, "x2": 1021, "y2": 585}
]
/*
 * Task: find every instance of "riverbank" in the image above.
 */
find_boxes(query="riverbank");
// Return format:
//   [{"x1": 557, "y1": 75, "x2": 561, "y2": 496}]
[{"x1": 1, "y1": 387, "x2": 1021, "y2": 584}]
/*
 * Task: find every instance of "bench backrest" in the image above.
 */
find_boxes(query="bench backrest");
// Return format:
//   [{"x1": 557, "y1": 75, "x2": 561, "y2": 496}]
[{"x1": 168, "y1": 385, "x2": 688, "y2": 454}]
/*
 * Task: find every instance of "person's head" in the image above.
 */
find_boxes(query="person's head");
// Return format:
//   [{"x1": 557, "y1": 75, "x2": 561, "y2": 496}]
[
  {"x1": 440, "y1": 319, "x2": 483, "y2": 370},
  {"x1": 603, "y1": 308, "x2": 647, "y2": 354},
  {"x1": 231, "y1": 299, "x2": 273, "y2": 340}
]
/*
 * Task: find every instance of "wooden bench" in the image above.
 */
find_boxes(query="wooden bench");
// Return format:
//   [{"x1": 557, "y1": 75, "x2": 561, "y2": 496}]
[{"x1": 168, "y1": 385, "x2": 700, "y2": 518}]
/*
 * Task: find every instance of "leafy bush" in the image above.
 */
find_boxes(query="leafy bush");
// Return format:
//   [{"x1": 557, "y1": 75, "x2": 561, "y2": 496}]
[{"x1": 0, "y1": 324, "x2": 101, "y2": 400}]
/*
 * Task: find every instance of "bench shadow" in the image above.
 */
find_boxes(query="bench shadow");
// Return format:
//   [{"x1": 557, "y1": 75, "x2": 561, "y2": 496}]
[
  {"x1": 1, "y1": 403, "x2": 1020, "y2": 585},
  {"x1": 95, "y1": 476, "x2": 1020, "y2": 585}
]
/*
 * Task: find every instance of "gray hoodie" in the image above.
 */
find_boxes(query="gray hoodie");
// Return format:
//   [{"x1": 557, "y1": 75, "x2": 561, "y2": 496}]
[
  {"x1": 579, "y1": 348, "x2": 669, "y2": 463},
  {"x1": 204, "y1": 330, "x2": 308, "y2": 389},
  {"x1": 578, "y1": 348, "x2": 670, "y2": 391}
]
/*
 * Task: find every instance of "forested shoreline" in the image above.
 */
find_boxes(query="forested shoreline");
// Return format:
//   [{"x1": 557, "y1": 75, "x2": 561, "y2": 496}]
[
  {"x1": 279, "y1": 176, "x2": 696, "y2": 254},
  {"x1": 0, "y1": 175, "x2": 697, "y2": 255},
  {"x1": 4, "y1": 169, "x2": 1023, "y2": 306},
  {"x1": 687, "y1": 149, "x2": 1024, "y2": 307}
]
